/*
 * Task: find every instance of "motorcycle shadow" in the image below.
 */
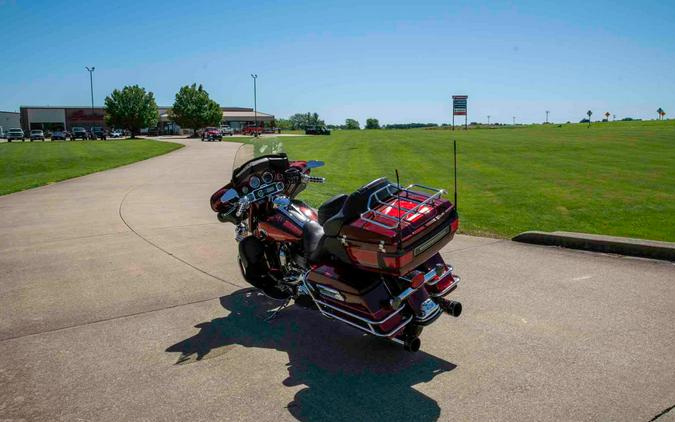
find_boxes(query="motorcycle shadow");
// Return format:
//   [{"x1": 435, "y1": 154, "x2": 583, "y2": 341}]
[{"x1": 166, "y1": 288, "x2": 457, "y2": 422}]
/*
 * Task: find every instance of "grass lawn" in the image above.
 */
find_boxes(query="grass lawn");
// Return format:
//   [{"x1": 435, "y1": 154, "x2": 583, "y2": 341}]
[
  {"x1": 0, "y1": 139, "x2": 183, "y2": 196},
  {"x1": 249, "y1": 120, "x2": 674, "y2": 241}
]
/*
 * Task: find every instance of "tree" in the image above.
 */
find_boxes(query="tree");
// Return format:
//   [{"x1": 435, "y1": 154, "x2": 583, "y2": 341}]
[
  {"x1": 170, "y1": 84, "x2": 222, "y2": 135},
  {"x1": 657, "y1": 107, "x2": 664, "y2": 120},
  {"x1": 275, "y1": 118, "x2": 293, "y2": 130},
  {"x1": 288, "y1": 112, "x2": 324, "y2": 130},
  {"x1": 586, "y1": 110, "x2": 592, "y2": 128},
  {"x1": 344, "y1": 118, "x2": 360, "y2": 130},
  {"x1": 104, "y1": 85, "x2": 159, "y2": 138},
  {"x1": 365, "y1": 118, "x2": 380, "y2": 129}
]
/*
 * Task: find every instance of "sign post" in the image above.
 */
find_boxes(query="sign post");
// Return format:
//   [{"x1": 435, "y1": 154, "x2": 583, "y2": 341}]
[{"x1": 452, "y1": 95, "x2": 468, "y2": 130}]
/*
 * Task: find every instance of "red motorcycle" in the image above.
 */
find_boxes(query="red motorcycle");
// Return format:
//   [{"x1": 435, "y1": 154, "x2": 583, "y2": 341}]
[{"x1": 210, "y1": 142, "x2": 462, "y2": 352}]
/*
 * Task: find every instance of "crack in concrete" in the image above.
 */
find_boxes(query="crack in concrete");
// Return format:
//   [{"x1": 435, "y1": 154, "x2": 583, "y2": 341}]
[
  {"x1": 118, "y1": 185, "x2": 243, "y2": 290},
  {"x1": 650, "y1": 404, "x2": 675, "y2": 421}
]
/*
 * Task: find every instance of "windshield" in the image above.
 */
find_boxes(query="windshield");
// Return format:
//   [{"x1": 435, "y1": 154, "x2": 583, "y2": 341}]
[{"x1": 232, "y1": 137, "x2": 286, "y2": 175}]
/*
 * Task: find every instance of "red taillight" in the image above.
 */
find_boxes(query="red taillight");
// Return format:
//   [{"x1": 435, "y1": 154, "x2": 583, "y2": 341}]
[
  {"x1": 451, "y1": 217, "x2": 459, "y2": 233},
  {"x1": 410, "y1": 272, "x2": 425, "y2": 288}
]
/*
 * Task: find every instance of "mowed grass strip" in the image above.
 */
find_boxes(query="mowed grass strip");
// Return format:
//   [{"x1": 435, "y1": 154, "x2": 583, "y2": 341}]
[
  {"x1": 0, "y1": 140, "x2": 183, "y2": 196},
  {"x1": 276, "y1": 120, "x2": 674, "y2": 241}
]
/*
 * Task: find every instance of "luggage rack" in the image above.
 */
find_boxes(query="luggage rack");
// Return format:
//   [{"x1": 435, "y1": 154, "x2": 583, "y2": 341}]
[{"x1": 360, "y1": 183, "x2": 446, "y2": 230}]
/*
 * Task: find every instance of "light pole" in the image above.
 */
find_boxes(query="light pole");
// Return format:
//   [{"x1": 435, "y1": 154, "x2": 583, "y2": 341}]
[
  {"x1": 545, "y1": 110, "x2": 550, "y2": 124},
  {"x1": 487, "y1": 115, "x2": 491, "y2": 125},
  {"x1": 85, "y1": 66, "x2": 95, "y2": 123},
  {"x1": 512, "y1": 116, "x2": 516, "y2": 125},
  {"x1": 250, "y1": 74, "x2": 258, "y2": 137}
]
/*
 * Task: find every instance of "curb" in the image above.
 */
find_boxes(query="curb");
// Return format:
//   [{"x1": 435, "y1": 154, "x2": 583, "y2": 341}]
[{"x1": 512, "y1": 231, "x2": 675, "y2": 262}]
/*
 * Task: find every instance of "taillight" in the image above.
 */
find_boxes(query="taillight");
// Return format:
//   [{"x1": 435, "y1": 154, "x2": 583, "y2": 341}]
[
  {"x1": 451, "y1": 217, "x2": 459, "y2": 233},
  {"x1": 410, "y1": 271, "x2": 425, "y2": 288}
]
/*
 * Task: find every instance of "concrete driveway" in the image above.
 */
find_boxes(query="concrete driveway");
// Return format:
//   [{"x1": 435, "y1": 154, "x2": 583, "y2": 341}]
[{"x1": 0, "y1": 138, "x2": 673, "y2": 421}]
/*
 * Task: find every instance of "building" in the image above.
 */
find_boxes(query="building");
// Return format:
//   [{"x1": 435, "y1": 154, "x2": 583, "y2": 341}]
[
  {"x1": 19, "y1": 106, "x2": 275, "y2": 134},
  {"x1": 0, "y1": 111, "x2": 21, "y2": 131}
]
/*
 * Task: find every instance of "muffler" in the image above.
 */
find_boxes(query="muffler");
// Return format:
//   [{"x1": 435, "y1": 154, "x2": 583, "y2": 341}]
[
  {"x1": 436, "y1": 298, "x2": 462, "y2": 317},
  {"x1": 403, "y1": 337, "x2": 421, "y2": 353}
]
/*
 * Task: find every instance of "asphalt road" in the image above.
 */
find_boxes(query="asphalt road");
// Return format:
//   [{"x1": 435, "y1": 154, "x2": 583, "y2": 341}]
[{"x1": 0, "y1": 139, "x2": 673, "y2": 422}]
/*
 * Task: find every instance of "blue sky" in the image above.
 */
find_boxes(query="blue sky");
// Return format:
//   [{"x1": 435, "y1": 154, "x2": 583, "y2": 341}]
[{"x1": 1, "y1": 0, "x2": 673, "y2": 124}]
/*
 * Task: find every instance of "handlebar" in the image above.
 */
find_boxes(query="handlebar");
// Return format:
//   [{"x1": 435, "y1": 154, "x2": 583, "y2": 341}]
[
  {"x1": 235, "y1": 199, "x2": 250, "y2": 217},
  {"x1": 301, "y1": 174, "x2": 326, "y2": 184}
]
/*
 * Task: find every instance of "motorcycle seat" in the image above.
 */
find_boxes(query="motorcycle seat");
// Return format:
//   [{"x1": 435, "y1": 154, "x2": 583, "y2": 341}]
[
  {"x1": 317, "y1": 194, "x2": 347, "y2": 225},
  {"x1": 303, "y1": 220, "x2": 326, "y2": 262},
  {"x1": 322, "y1": 177, "x2": 391, "y2": 236}
]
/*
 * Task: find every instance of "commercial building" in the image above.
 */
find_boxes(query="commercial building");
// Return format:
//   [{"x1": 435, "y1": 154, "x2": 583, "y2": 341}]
[
  {"x1": 0, "y1": 111, "x2": 21, "y2": 131},
  {"x1": 19, "y1": 106, "x2": 274, "y2": 134}
]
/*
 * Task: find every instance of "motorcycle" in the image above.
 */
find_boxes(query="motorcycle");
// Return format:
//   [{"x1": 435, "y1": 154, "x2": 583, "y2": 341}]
[{"x1": 210, "y1": 140, "x2": 462, "y2": 352}]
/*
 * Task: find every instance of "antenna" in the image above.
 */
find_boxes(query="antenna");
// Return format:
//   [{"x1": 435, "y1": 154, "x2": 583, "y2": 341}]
[
  {"x1": 395, "y1": 169, "x2": 403, "y2": 248},
  {"x1": 453, "y1": 140, "x2": 458, "y2": 210}
]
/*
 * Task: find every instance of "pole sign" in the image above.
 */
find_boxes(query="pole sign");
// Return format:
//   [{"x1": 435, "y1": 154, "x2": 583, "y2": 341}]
[{"x1": 452, "y1": 95, "x2": 468, "y2": 130}]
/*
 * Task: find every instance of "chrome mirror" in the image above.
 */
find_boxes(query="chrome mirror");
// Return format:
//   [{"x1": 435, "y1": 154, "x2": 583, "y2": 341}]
[
  {"x1": 306, "y1": 160, "x2": 325, "y2": 169},
  {"x1": 220, "y1": 188, "x2": 239, "y2": 203}
]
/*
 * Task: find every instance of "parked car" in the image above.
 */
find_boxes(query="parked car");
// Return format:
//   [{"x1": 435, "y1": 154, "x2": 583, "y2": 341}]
[
  {"x1": 110, "y1": 129, "x2": 124, "y2": 138},
  {"x1": 71, "y1": 127, "x2": 89, "y2": 140},
  {"x1": 242, "y1": 126, "x2": 263, "y2": 136},
  {"x1": 305, "y1": 126, "x2": 331, "y2": 135},
  {"x1": 6, "y1": 128, "x2": 25, "y2": 142},
  {"x1": 201, "y1": 127, "x2": 222, "y2": 142},
  {"x1": 0, "y1": 126, "x2": 5, "y2": 138},
  {"x1": 90, "y1": 127, "x2": 107, "y2": 140},
  {"x1": 51, "y1": 130, "x2": 68, "y2": 141},
  {"x1": 29, "y1": 129, "x2": 45, "y2": 141},
  {"x1": 219, "y1": 126, "x2": 234, "y2": 136}
]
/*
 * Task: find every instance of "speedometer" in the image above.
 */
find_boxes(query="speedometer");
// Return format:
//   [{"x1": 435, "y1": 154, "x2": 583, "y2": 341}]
[
  {"x1": 262, "y1": 172, "x2": 274, "y2": 184},
  {"x1": 249, "y1": 176, "x2": 261, "y2": 189}
]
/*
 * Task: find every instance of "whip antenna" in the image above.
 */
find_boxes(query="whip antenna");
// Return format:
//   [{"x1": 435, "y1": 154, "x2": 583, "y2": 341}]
[
  {"x1": 395, "y1": 169, "x2": 403, "y2": 248},
  {"x1": 453, "y1": 140, "x2": 458, "y2": 211}
]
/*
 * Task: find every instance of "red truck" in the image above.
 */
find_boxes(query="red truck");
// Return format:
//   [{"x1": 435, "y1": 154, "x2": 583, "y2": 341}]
[{"x1": 242, "y1": 126, "x2": 263, "y2": 136}]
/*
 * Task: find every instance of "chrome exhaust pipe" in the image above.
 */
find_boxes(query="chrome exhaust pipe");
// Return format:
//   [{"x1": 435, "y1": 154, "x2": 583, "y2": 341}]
[{"x1": 436, "y1": 298, "x2": 462, "y2": 317}]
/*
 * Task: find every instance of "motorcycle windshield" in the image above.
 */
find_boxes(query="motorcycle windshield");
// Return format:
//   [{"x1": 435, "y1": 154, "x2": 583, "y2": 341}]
[{"x1": 231, "y1": 138, "x2": 286, "y2": 175}]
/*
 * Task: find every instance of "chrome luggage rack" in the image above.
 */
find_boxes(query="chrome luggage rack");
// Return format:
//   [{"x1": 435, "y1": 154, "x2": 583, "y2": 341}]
[{"x1": 360, "y1": 183, "x2": 446, "y2": 230}]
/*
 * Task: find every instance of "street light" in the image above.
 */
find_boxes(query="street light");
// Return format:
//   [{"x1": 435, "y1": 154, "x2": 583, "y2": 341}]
[
  {"x1": 545, "y1": 110, "x2": 550, "y2": 124},
  {"x1": 487, "y1": 115, "x2": 491, "y2": 125},
  {"x1": 250, "y1": 74, "x2": 258, "y2": 137},
  {"x1": 85, "y1": 67, "x2": 95, "y2": 123}
]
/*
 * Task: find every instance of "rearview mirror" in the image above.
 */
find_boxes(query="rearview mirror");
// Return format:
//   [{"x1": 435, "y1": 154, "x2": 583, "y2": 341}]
[{"x1": 306, "y1": 160, "x2": 325, "y2": 169}]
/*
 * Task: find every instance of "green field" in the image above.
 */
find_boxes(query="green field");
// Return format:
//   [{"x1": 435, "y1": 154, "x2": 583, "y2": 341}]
[
  {"x1": 271, "y1": 120, "x2": 675, "y2": 241},
  {"x1": 0, "y1": 140, "x2": 183, "y2": 196}
]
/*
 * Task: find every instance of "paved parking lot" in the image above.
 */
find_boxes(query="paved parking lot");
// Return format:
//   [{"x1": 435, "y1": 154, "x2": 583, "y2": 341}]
[{"x1": 0, "y1": 138, "x2": 673, "y2": 421}]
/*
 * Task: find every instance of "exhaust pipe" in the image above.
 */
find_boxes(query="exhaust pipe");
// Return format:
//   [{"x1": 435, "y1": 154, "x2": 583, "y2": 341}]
[
  {"x1": 436, "y1": 298, "x2": 462, "y2": 317},
  {"x1": 403, "y1": 337, "x2": 421, "y2": 353}
]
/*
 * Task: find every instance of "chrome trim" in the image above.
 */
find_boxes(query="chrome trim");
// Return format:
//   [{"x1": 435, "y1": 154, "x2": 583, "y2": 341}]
[
  {"x1": 302, "y1": 272, "x2": 412, "y2": 337},
  {"x1": 430, "y1": 275, "x2": 461, "y2": 297},
  {"x1": 316, "y1": 284, "x2": 345, "y2": 301},
  {"x1": 391, "y1": 264, "x2": 452, "y2": 308}
]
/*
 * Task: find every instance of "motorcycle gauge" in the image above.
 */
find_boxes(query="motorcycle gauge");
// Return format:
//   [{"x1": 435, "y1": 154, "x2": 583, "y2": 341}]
[
  {"x1": 262, "y1": 172, "x2": 274, "y2": 184},
  {"x1": 249, "y1": 176, "x2": 261, "y2": 189}
]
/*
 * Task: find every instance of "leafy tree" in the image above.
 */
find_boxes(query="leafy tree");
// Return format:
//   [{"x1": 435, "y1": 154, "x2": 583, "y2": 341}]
[
  {"x1": 586, "y1": 110, "x2": 592, "y2": 127},
  {"x1": 275, "y1": 118, "x2": 293, "y2": 130},
  {"x1": 170, "y1": 84, "x2": 222, "y2": 135},
  {"x1": 365, "y1": 118, "x2": 380, "y2": 129},
  {"x1": 288, "y1": 112, "x2": 324, "y2": 130},
  {"x1": 344, "y1": 118, "x2": 360, "y2": 130},
  {"x1": 104, "y1": 85, "x2": 159, "y2": 138}
]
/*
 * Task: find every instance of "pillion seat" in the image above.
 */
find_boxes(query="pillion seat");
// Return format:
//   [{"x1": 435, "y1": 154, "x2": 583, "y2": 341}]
[{"x1": 303, "y1": 178, "x2": 392, "y2": 263}]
